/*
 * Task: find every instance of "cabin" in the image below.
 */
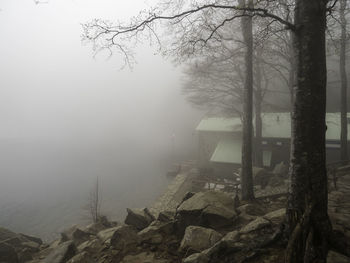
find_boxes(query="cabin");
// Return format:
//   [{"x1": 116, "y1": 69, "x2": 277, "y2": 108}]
[{"x1": 196, "y1": 112, "x2": 350, "y2": 178}]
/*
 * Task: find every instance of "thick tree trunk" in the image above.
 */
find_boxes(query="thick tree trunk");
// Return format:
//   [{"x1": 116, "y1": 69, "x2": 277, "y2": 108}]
[
  {"x1": 286, "y1": 1, "x2": 331, "y2": 262},
  {"x1": 288, "y1": 32, "x2": 296, "y2": 109},
  {"x1": 340, "y1": 0, "x2": 348, "y2": 162},
  {"x1": 240, "y1": 0, "x2": 254, "y2": 201},
  {"x1": 254, "y1": 48, "x2": 263, "y2": 167}
]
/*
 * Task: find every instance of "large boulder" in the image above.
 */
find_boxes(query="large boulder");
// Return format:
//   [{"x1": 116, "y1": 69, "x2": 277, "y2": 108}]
[
  {"x1": 124, "y1": 208, "x2": 155, "y2": 230},
  {"x1": 110, "y1": 225, "x2": 139, "y2": 251},
  {"x1": 40, "y1": 241, "x2": 76, "y2": 263},
  {"x1": 176, "y1": 191, "x2": 237, "y2": 231},
  {"x1": 180, "y1": 226, "x2": 222, "y2": 254},
  {"x1": 97, "y1": 226, "x2": 121, "y2": 244}
]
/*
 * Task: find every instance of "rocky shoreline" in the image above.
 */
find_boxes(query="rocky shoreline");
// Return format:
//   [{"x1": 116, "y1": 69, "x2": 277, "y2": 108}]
[{"x1": 1, "y1": 165, "x2": 350, "y2": 263}]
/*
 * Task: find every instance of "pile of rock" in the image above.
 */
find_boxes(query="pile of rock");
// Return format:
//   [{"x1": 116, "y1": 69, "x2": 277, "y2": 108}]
[
  {"x1": 4, "y1": 187, "x2": 348, "y2": 263},
  {"x1": 0, "y1": 227, "x2": 43, "y2": 263}
]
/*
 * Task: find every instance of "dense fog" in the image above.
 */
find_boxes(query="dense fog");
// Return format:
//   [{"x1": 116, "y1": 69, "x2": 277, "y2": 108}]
[{"x1": 0, "y1": 0, "x2": 202, "y2": 240}]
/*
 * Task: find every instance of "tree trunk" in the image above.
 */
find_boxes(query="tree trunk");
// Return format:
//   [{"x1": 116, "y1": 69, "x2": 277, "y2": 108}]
[
  {"x1": 340, "y1": 0, "x2": 348, "y2": 162},
  {"x1": 254, "y1": 48, "x2": 263, "y2": 167},
  {"x1": 240, "y1": 0, "x2": 254, "y2": 200},
  {"x1": 286, "y1": 1, "x2": 331, "y2": 262}
]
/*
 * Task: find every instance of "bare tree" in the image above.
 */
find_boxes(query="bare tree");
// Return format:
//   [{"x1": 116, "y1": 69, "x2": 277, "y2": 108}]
[{"x1": 88, "y1": 177, "x2": 102, "y2": 223}]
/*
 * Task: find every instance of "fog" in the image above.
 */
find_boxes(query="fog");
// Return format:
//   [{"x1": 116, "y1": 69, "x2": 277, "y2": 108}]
[{"x1": 0, "y1": 0, "x2": 202, "y2": 240}]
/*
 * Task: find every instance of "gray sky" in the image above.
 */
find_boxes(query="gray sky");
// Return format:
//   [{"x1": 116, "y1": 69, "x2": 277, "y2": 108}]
[
  {"x1": 0, "y1": 0, "x2": 202, "y2": 235},
  {"x1": 0, "y1": 0, "x2": 200, "y2": 145}
]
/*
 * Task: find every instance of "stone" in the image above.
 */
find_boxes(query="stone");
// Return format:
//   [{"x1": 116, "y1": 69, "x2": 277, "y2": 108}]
[
  {"x1": 97, "y1": 227, "x2": 121, "y2": 244},
  {"x1": 84, "y1": 222, "x2": 108, "y2": 235},
  {"x1": 240, "y1": 217, "x2": 271, "y2": 234},
  {"x1": 124, "y1": 208, "x2": 155, "y2": 230},
  {"x1": 157, "y1": 210, "x2": 175, "y2": 222},
  {"x1": 66, "y1": 251, "x2": 94, "y2": 263},
  {"x1": 180, "y1": 226, "x2": 222, "y2": 253},
  {"x1": 19, "y1": 233, "x2": 43, "y2": 245},
  {"x1": 71, "y1": 228, "x2": 91, "y2": 245},
  {"x1": 138, "y1": 221, "x2": 174, "y2": 244},
  {"x1": 120, "y1": 252, "x2": 169, "y2": 263},
  {"x1": 183, "y1": 252, "x2": 209, "y2": 263},
  {"x1": 177, "y1": 191, "x2": 237, "y2": 230},
  {"x1": 0, "y1": 241, "x2": 18, "y2": 263},
  {"x1": 21, "y1": 241, "x2": 40, "y2": 252},
  {"x1": 263, "y1": 208, "x2": 286, "y2": 224},
  {"x1": 237, "y1": 204, "x2": 266, "y2": 216},
  {"x1": 221, "y1": 230, "x2": 240, "y2": 246},
  {"x1": 77, "y1": 238, "x2": 101, "y2": 254},
  {"x1": 110, "y1": 225, "x2": 139, "y2": 251},
  {"x1": 40, "y1": 241, "x2": 76, "y2": 263}
]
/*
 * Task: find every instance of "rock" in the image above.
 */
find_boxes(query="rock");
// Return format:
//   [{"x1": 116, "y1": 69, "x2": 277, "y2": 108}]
[
  {"x1": 183, "y1": 252, "x2": 209, "y2": 263},
  {"x1": 138, "y1": 222, "x2": 171, "y2": 245},
  {"x1": 77, "y1": 238, "x2": 101, "y2": 254},
  {"x1": 19, "y1": 234, "x2": 43, "y2": 245},
  {"x1": 240, "y1": 217, "x2": 270, "y2": 234},
  {"x1": 66, "y1": 251, "x2": 94, "y2": 263},
  {"x1": 0, "y1": 227, "x2": 18, "y2": 241},
  {"x1": 327, "y1": 250, "x2": 350, "y2": 263},
  {"x1": 124, "y1": 208, "x2": 155, "y2": 230},
  {"x1": 71, "y1": 228, "x2": 91, "y2": 245},
  {"x1": 221, "y1": 230, "x2": 240, "y2": 247},
  {"x1": 180, "y1": 226, "x2": 222, "y2": 254},
  {"x1": 97, "y1": 227, "x2": 121, "y2": 244},
  {"x1": 110, "y1": 225, "x2": 139, "y2": 251},
  {"x1": 84, "y1": 222, "x2": 107, "y2": 235},
  {"x1": 18, "y1": 248, "x2": 33, "y2": 262},
  {"x1": 177, "y1": 191, "x2": 237, "y2": 230},
  {"x1": 263, "y1": 208, "x2": 286, "y2": 224},
  {"x1": 157, "y1": 211, "x2": 175, "y2": 222},
  {"x1": 21, "y1": 241, "x2": 40, "y2": 252},
  {"x1": 40, "y1": 241, "x2": 76, "y2": 263},
  {"x1": 237, "y1": 204, "x2": 266, "y2": 216},
  {"x1": 120, "y1": 252, "x2": 169, "y2": 263},
  {"x1": 0, "y1": 241, "x2": 18, "y2": 263}
]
